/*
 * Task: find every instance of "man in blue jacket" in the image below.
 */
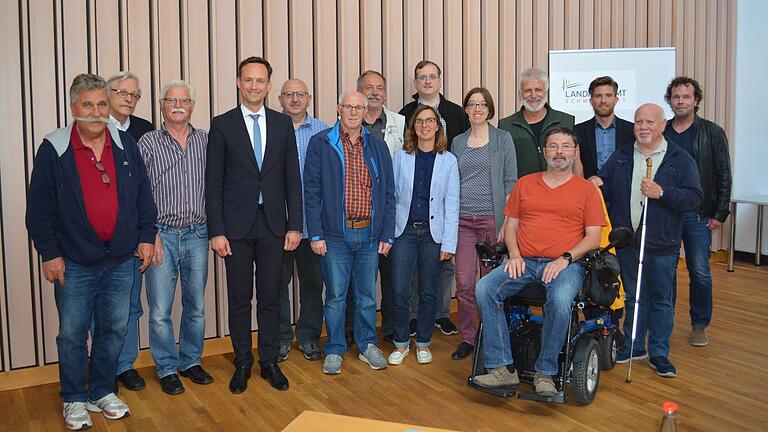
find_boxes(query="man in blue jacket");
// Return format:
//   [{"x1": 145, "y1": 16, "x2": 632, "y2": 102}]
[
  {"x1": 591, "y1": 103, "x2": 702, "y2": 378},
  {"x1": 26, "y1": 74, "x2": 157, "y2": 430},
  {"x1": 303, "y1": 90, "x2": 396, "y2": 375}
]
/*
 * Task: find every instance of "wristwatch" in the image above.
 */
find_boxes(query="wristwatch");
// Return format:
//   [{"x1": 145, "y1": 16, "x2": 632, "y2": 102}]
[
  {"x1": 659, "y1": 189, "x2": 664, "y2": 199},
  {"x1": 562, "y1": 252, "x2": 573, "y2": 264}
]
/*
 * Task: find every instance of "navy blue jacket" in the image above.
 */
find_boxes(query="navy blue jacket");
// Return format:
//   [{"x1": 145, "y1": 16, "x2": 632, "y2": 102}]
[
  {"x1": 303, "y1": 121, "x2": 395, "y2": 243},
  {"x1": 598, "y1": 140, "x2": 702, "y2": 255},
  {"x1": 26, "y1": 123, "x2": 158, "y2": 267}
]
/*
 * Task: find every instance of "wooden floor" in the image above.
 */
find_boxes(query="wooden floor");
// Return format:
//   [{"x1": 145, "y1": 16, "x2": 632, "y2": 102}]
[{"x1": 1, "y1": 261, "x2": 766, "y2": 431}]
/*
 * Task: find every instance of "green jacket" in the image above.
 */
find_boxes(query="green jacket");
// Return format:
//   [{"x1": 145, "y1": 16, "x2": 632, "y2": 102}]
[{"x1": 498, "y1": 104, "x2": 575, "y2": 177}]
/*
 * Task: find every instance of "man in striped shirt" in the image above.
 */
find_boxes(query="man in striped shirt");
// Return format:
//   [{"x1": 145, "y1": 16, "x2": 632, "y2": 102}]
[{"x1": 137, "y1": 80, "x2": 213, "y2": 395}]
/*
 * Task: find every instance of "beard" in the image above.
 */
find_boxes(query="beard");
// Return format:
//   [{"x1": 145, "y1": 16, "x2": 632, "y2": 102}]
[
  {"x1": 522, "y1": 94, "x2": 548, "y2": 113},
  {"x1": 546, "y1": 157, "x2": 574, "y2": 172}
]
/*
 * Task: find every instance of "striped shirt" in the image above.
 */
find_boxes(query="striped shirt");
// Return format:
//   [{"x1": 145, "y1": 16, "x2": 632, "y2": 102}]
[
  {"x1": 459, "y1": 144, "x2": 494, "y2": 216},
  {"x1": 342, "y1": 129, "x2": 372, "y2": 220},
  {"x1": 137, "y1": 123, "x2": 208, "y2": 227},
  {"x1": 294, "y1": 114, "x2": 330, "y2": 238}
]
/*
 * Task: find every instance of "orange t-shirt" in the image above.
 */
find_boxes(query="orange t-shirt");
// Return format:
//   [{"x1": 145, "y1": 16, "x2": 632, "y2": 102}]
[{"x1": 504, "y1": 173, "x2": 606, "y2": 258}]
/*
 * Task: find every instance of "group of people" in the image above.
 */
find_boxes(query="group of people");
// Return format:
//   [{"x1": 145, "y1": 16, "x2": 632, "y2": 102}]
[{"x1": 24, "y1": 55, "x2": 731, "y2": 430}]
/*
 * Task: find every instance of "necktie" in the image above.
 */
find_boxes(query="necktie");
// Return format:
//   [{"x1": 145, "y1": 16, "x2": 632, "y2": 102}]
[{"x1": 250, "y1": 113, "x2": 264, "y2": 204}]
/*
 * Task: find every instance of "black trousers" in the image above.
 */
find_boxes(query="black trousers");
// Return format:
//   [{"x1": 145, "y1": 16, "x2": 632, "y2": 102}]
[{"x1": 225, "y1": 208, "x2": 285, "y2": 368}]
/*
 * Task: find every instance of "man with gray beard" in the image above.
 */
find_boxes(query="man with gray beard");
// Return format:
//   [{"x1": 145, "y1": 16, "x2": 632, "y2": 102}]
[
  {"x1": 473, "y1": 127, "x2": 604, "y2": 397},
  {"x1": 26, "y1": 73, "x2": 157, "y2": 430},
  {"x1": 499, "y1": 68, "x2": 575, "y2": 178}
]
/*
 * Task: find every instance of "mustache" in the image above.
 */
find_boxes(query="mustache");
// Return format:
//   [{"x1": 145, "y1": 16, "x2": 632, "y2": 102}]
[
  {"x1": 74, "y1": 116, "x2": 109, "y2": 124},
  {"x1": 367, "y1": 95, "x2": 382, "y2": 101},
  {"x1": 171, "y1": 108, "x2": 187, "y2": 114}
]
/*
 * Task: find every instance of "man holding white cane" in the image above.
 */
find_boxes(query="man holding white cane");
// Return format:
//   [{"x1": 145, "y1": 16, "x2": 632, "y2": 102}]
[{"x1": 590, "y1": 104, "x2": 701, "y2": 378}]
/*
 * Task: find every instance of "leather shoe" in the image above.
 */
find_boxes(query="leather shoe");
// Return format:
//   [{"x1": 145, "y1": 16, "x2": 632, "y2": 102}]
[
  {"x1": 451, "y1": 341, "x2": 474, "y2": 360},
  {"x1": 260, "y1": 363, "x2": 289, "y2": 391},
  {"x1": 229, "y1": 366, "x2": 251, "y2": 394},
  {"x1": 117, "y1": 368, "x2": 145, "y2": 391},
  {"x1": 159, "y1": 374, "x2": 185, "y2": 395},
  {"x1": 179, "y1": 365, "x2": 214, "y2": 384}
]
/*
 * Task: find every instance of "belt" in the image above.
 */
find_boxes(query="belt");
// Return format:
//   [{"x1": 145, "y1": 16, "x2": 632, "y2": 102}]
[
  {"x1": 410, "y1": 221, "x2": 428, "y2": 229},
  {"x1": 346, "y1": 217, "x2": 372, "y2": 229}
]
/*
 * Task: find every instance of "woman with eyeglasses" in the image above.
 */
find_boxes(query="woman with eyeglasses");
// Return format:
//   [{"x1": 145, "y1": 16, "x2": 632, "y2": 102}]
[
  {"x1": 387, "y1": 105, "x2": 459, "y2": 365},
  {"x1": 449, "y1": 87, "x2": 518, "y2": 360}
]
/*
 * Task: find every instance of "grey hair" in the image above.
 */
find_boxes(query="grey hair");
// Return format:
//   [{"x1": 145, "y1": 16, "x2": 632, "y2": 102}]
[
  {"x1": 337, "y1": 91, "x2": 368, "y2": 107},
  {"x1": 160, "y1": 80, "x2": 197, "y2": 103},
  {"x1": 356, "y1": 70, "x2": 387, "y2": 92},
  {"x1": 69, "y1": 73, "x2": 107, "y2": 103},
  {"x1": 106, "y1": 71, "x2": 140, "y2": 92},
  {"x1": 519, "y1": 67, "x2": 549, "y2": 91}
]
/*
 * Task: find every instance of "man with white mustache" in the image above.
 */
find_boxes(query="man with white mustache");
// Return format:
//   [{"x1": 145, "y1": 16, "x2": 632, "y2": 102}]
[
  {"x1": 499, "y1": 68, "x2": 575, "y2": 178},
  {"x1": 136, "y1": 81, "x2": 212, "y2": 395},
  {"x1": 106, "y1": 70, "x2": 156, "y2": 393},
  {"x1": 26, "y1": 73, "x2": 157, "y2": 430}
]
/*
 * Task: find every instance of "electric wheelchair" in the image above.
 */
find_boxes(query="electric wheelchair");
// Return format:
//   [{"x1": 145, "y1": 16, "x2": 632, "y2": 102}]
[{"x1": 467, "y1": 227, "x2": 632, "y2": 405}]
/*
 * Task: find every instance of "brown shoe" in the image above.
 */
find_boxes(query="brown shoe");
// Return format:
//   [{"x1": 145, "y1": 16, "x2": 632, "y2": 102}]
[
  {"x1": 474, "y1": 367, "x2": 519, "y2": 389},
  {"x1": 533, "y1": 373, "x2": 557, "y2": 397},
  {"x1": 689, "y1": 327, "x2": 710, "y2": 347}
]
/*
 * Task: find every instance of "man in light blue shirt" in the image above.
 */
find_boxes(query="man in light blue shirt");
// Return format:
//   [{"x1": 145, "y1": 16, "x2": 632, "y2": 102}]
[{"x1": 277, "y1": 79, "x2": 329, "y2": 362}]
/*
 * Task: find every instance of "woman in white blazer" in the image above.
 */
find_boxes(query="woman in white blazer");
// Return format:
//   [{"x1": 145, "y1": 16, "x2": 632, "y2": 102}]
[{"x1": 387, "y1": 105, "x2": 460, "y2": 365}]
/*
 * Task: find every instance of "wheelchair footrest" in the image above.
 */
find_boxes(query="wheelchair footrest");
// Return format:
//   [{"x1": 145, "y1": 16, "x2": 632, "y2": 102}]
[
  {"x1": 467, "y1": 377, "x2": 518, "y2": 398},
  {"x1": 518, "y1": 390, "x2": 567, "y2": 404}
]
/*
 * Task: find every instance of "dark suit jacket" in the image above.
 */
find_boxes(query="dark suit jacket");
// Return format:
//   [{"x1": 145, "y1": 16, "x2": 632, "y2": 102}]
[
  {"x1": 126, "y1": 115, "x2": 154, "y2": 142},
  {"x1": 206, "y1": 105, "x2": 302, "y2": 240},
  {"x1": 574, "y1": 116, "x2": 634, "y2": 179}
]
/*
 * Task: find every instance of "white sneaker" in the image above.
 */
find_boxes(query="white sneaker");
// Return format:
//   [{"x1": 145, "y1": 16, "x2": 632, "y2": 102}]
[
  {"x1": 416, "y1": 348, "x2": 433, "y2": 364},
  {"x1": 387, "y1": 347, "x2": 410, "y2": 365},
  {"x1": 63, "y1": 402, "x2": 92, "y2": 430},
  {"x1": 86, "y1": 393, "x2": 130, "y2": 420}
]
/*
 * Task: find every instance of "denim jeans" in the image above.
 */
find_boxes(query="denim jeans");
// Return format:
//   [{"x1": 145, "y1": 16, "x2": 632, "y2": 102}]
[
  {"x1": 116, "y1": 258, "x2": 143, "y2": 375},
  {"x1": 56, "y1": 257, "x2": 135, "y2": 402},
  {"x1": 681, "y1": 210, "x2": 713, "y2": 328},
  {"x1": 145, "y1": 223, "x2": 208, "y2": 378},
  {"x1": 321, "y1": 226, "x2": 380, "y2": 356},
  {"x1": 475, "y1": 258, "x2": 585, "y2": 375},
  {"x1": 617, "y1": 247, "x2": 678, "y2": 357},
  {"x1": 279, "y1": 239, "x2": 324, "y2": 345},
  {"x1": 409, "y1": 259, "x2": 455, "y2": 321},
  {"x1": 389, "y1": 223, "x2": 442, "y2": 347}
]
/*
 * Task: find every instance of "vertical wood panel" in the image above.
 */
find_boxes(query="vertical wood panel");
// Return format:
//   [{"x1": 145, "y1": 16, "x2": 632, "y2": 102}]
[
  {"x1": 423, "y1": 0, "x2": 444, "y2": 79},
  {"x1": 549, "y1": 0, "x2": 565, "y2": 51},
  {"x1": 360, "y1": 0, "x2": 383, "y2": 74},
  {"x1": 126, "y1": 0, "x2": 154, "y2": 123},
  {"x1": 443, "y1": 0, "x2": 462, "y2": 104},
  {"x1": 337, "y1": 0, "x2": 361, "y2": 94},
  {"x1": 289, "y1": 0, "x2": 316, "y2": 115},
  {"x1": 624, "y1": 0, "x2": 637, "y2": 47},
  {"x1": 563, "y1": 0, "x2": 579, "y2": 50},
  {"x1": 681, "y1": 0, "x2": 695, "y2": 76},
  {"x1": 313, "y1": 0, "x2": 338, "y2": 125},
  {"x1": 660, "y1": 0, "x2": 673, "y2": 46},
  {"x1": 463, "y1": 0, "x2": 481, "y2": 91},
  {"x1": 648, "y1": 0, "x2": 662, "y2": 46},
  {"x1": 702, "y1": 0, "x2": 717, "y2": 120},
  {"x1": 532, "y1": 0, "x2": 549, "y2": 70},
  {"x1": 481, "y1": 0, "x2": 499, "y2": 124},
  {"x1": 264, "y1": 0, "x2": 290, "y2": 109},
  {"x1": 94, "y1": 0, "x2": 121, "y2": 77},
  {"x1": 187, "y1": 0, "x2": 212, "y2": 130},
  {"x1": 382, "y1": 0, "x2": 404, "y2": 113},
  {"x1": 579, "y1": 0, "x2": 594, "y2": 49},
  {"x1": 498, "y1": 0, "x2": 517, "y2": 117},
  {"x1": 403, "y1": 0, "x2": 424, "y2": 103}
]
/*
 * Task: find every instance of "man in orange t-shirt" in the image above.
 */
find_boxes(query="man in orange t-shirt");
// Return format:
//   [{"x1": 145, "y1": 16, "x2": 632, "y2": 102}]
[{"x1": 473, "y1": 127, "x2": 605, "y2": 397}]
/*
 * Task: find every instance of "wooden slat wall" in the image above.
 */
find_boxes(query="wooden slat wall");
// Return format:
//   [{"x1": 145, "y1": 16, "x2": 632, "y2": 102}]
[{"x1": 0, "y1": 0, "x2": 737, "y2": 372}]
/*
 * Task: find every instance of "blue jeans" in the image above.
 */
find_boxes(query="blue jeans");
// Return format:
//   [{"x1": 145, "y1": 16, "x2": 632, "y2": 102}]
[
  {"x1": 321, "y1": 227, "x2": 379, "y2": 356},
  {"x1": 409, "y1": 259, "x2": 455, "y2": 321},
  {"x1": 116, "y1": 258, "x2": 143, "y2": 375},
  {"x1": 681, "y1": 210, "x2": 713, "y2": 328},
  {"x1": 389, "y1": 224, "x2": 442, "y2": 347},
  {"x1": 617, "y1": 247, "x2": 678, "y2": 357},
  {"x1": 145, "y1": 223, "x2": 209, "y2": 378},
  {"x1": 476, "y1": 258, "x2": 585, "y2": 375},
  {"x1": 56, "y1": 257, "x2": 135, "y2": 402}
]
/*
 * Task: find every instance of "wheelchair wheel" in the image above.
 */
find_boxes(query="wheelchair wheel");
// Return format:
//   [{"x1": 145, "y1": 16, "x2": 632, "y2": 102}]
[
  {"x1": 572, "y1": 338, "x2": 600, "y2": 405},
  {"x1": 598, "y1": 332, "x2": 617, "y2": 370}
]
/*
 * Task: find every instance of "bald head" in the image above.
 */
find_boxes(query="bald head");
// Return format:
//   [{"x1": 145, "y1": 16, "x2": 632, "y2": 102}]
[
  {"x1": 279, "y1": 79, "x2": 311, "y2": 119},
  {"x1": 634, "y1": 103, "x2": 667, "y2": 147}
]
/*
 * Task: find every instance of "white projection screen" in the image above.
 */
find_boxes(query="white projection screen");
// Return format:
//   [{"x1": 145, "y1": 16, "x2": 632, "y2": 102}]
[{"x1": 548, "y1": 48, "x2": 676, "y2": 124}]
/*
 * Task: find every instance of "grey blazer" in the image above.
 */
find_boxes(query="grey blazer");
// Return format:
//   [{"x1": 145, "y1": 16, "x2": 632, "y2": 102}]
[{"x1": 451, "y1": 124, "x2": 518, "y2": 233}]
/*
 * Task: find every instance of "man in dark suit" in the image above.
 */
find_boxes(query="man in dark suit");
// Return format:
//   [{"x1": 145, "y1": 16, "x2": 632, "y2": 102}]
[
  {"x1": 573, "y1": 76, "x2": 634, "y2": 179},
  {"x1": 205, "y1": 56, "x2": 303, "y2": 393}
]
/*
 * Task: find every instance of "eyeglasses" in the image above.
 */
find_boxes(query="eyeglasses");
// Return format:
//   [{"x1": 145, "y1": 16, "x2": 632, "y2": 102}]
[
  {"x1": 466, "y1": 102, "x2": 489, "y2": 110},
  {"x1": 94, "y1": 160, "x2": 110, "y2": 184},
  {"x1": 339, "y1": 104, "x2": 366, "y2": 113},
  {"x1": 416, "y1": 74, "x2": 440, "y2": 82},
  {"x1": 112, "y1": 89, "x2": 141, "y2": 100},
  {"x1": 281, "y1": 91, "x2": 308, "y2": 99},
  {"x1": 543, "y1": 143, "x2": 577, "y2": 151},
  {"x1": 161, "y1": 98, "x2": 193, "y2": 106},
  {"x1": 414, "y1": 118, "x2": 437, "y2": 126}
]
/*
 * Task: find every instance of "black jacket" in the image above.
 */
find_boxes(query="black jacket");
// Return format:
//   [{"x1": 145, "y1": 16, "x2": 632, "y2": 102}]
[
  {"x1": 664, "y1": 115, "x2": 732, "y2": 222},
  {"x1": 126, "y1": 115, "x2": 154, "y2": 142},
  {"x1": 399, "y1": 93, "x2": 469, "y2": 150},
  {"x1": 574, "y1": 116, "x2": 635, "y2": 179}
]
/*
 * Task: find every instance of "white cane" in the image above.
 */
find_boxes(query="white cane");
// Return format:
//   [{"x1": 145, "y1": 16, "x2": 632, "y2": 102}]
[{"x1": 626, "y1": 157, "x2": 653, "y2": 384}]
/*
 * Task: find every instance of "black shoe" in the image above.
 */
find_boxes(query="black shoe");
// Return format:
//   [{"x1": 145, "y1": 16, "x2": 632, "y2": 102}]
[
  {"x1": 435, "y1": 318, "x2": 458, "y2": 335},
  {"x1": 117, "y1": 368, "x2": 145, "y2": 391},
  {"x1": 260, "y1": 363, "x2": 289, "y2": 391},
  {"x1": 409, "y1": 319, "x2": 417, "y2": 337},
  {"x1": 159, "y1": 374, "x2": 185, "y2": 395},
  {"x1": 345, "y1": 330, "x2": 355, "y2": 347},
  {"x1": 451, "y1": 342, "x2": 474, "y2": 360},
  {"x1": 179, "y1": 365, "x2": 214, "y2": 385},
  {"x1": 229, "y1": 366, "x2": 251, "y2": 394}
]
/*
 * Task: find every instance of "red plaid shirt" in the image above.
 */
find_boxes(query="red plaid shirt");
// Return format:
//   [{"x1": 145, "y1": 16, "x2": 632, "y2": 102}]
[{"x1": 342, "y1": 129, "x2": 372, "y2": 219}]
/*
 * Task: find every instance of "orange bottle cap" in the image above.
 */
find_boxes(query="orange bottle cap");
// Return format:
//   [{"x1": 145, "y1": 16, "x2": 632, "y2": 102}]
[{"x1": 662, "y1": 401, "x2": 678, "y2": 413}]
